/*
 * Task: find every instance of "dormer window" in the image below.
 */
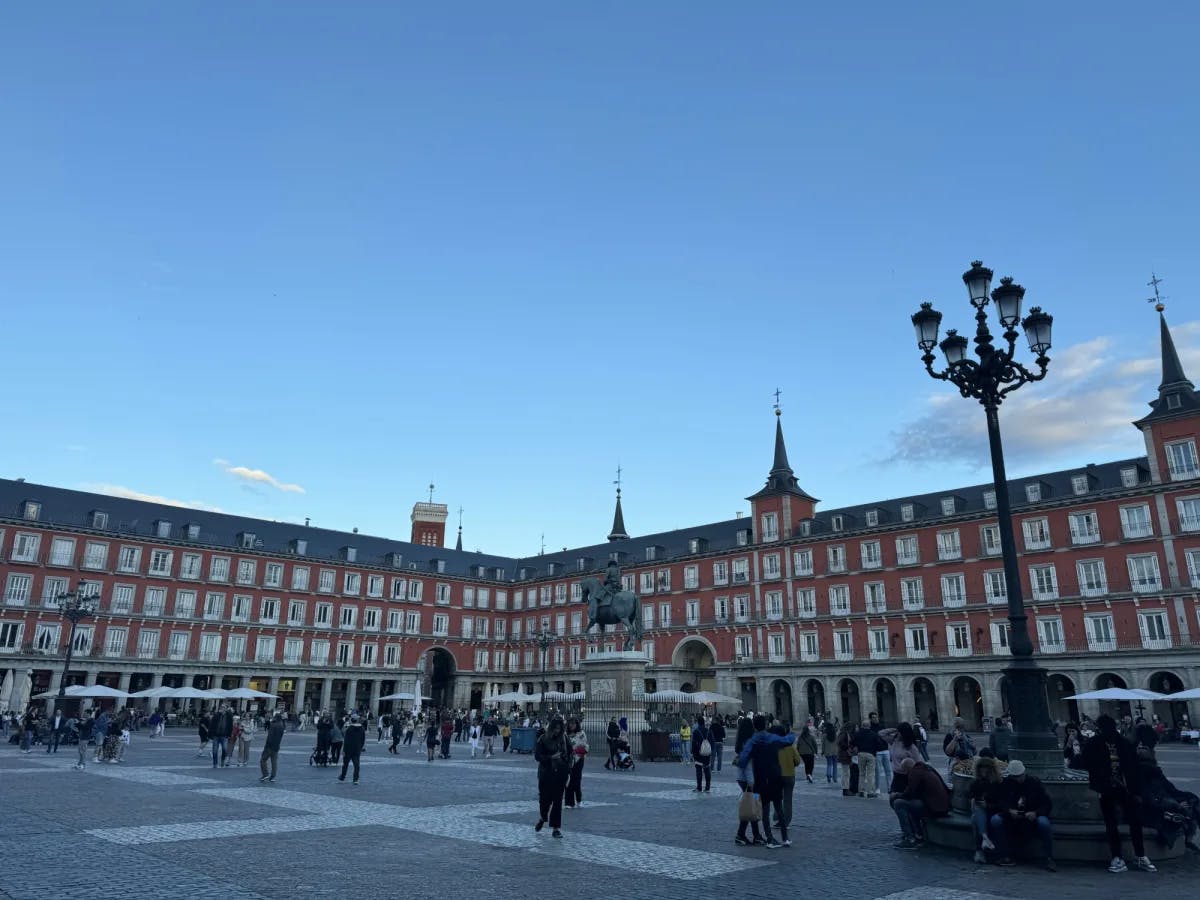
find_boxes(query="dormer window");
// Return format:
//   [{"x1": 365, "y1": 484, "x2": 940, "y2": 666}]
[
  {"x1": 576, "y1": 556, "x2": 593, "y2": 572},
  {"x1": 830, "y1": 515, "x2": 844, "y2": 532},
  {"x1": 1025, "y1": 483, "x2": 1042, "y2": 503},
  {"x1": 1071, "y1": 474, "x2": 1089, "y2": 496},
  {"x1": 492, "y1": 567, "x2": 506, "y2": 580},
  {"x1": 388, "y1": 551, "x2": 404, "y2": 568},
  {"x1": 21, "y1": 501, "x2": 41, "y2": 521},
  {"x1": 865, "y1": 510, "x2": 878, "y2": 527},
  {"x1": 429, "y1": 559, "x2": 446, "y2": 574},
  {"x1": 688, "y1": 538, "x2": 708, "y2": 555},
  {"x1": 238, "y1": 532, "x2": 257, "y2": 549},
  {"x1": 186, "y1": 523, "x2": 201, "y2": 540},
  {"x1": 89, "y1": 510, "x2": 108, "y2": 529},
  {"x1": 1120, "y1": 467, "x2": 1138, "y2": 488},
  {"x1": 645, "y1": 546, "x2": 658, "y2": 561},
  {"x1": 1168, "y1": 394, "x2": 1183, "y2": 409},
  {"x1": 901, "y1": 503, "x2": 914, "y2": 522},
  {"x1": 940, "y1": 497, "x2": 956, "y2": 516},
  {"x1": 155, "y1": 520, "x2": 172, "y2": 539},
  {"x1": 341, "y1": 546, "x2": 357, "y2": 563},
  {"x1": 289, "y1": 538, "x2": 308, "y2": 555},
  {"x1": 798, "y1": 521, "x2": 812, "y2": 536},
  {"x1": 983, "y1": 490, "x2": 997, "y2": 510},
  {"x1": 736, "y1": 529, "x2": 750, "y2": 547}
]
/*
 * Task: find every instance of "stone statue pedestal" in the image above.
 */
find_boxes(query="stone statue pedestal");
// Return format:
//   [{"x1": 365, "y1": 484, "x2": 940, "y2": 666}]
[{"x1": 580, "y1": 650, "x2": 649, "y2": 759}]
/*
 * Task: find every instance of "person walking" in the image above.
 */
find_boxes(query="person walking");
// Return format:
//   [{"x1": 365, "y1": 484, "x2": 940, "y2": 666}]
[
  {"x1": 338, "y1": 712, "x2": 366, "y2": 785},
  {"x1": 820, "y1": 718, "x2": 839, "y2": 784},
  {"x1": 534, "y1": 716, "x2": 571, "y2": 838},
  {"x1": 423, "y1": 719, "x2": 439, "y2": 761},
  {"x1": 93, "y1": 710, "x2": 111, "y2": 763},
  {"x1": 330, "y1": 717, "x2": 345, "y2": 765},
  {"x1": 773, "y1": 723, "x2": 801, "y2": 831},
  {"x1": 403, "y1": 717, "x2": 415, "y2": 747},
  {"x1": 564, "y1": 716, "x2": 589, "y2": 808},
  {"x1": 482, "y1": 717, "x2": 499, "y2": 758},
  {"x1": 679, "y1": 720, "x2": 693, "y2": 764},
  {"x1": 691, "y1": 714, "x2": 713, "y2": 793},
  {"x1": 1076, "y1": 713, "x2": 1158, "y2": 873},
  {"x1": 259, "y1": 712, "x2": 285, "y2": 782},
  {"x1": 439, "y1": 715, "x2": 454, "y2": 759},
  {"x1": 604, "y1": 717, "x2": 620, "y2": 770},
  {"x1": 796, "y1": 718, "x2": 818, "y2": 784},
  {"x1": 46, "y1": 708, "x2": 66, "y2": 754},
  {"x1": 736, "y1": 714, "x2": 797, "y2": 848},
  {"x1": 210, "y1": 705, "x2": 233, "y2": 769},
  {"x1": 74, "y1": 713, "x2": 93, "y2": 770},
  {"x1": 853, "y1": 719, "x2": 881, "y2": 798},
  {"x1": 837, "y1": 722, "x2": 857, "y2": 796},
  {"x1": 236, "y1": 715, "x2": 254, "y2": 766},
  {"x1": 709, "y1": 716, "x2": 726, "y2": 773},
  {"x1": 501, "y1": 720, "x2": 512, "y2": 753}
]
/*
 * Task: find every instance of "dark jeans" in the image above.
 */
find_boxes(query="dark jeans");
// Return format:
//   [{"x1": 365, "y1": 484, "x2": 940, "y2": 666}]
[
  {"x1": 800, "y1": 754, "x2": 814, "y2": 778},
  {"x1": 779, "y1": 775, "x2": 796, "y2": 826},
  {"x1": 759, "y1": 780, "x2": 787, "y2": 843},
  {"x1": 695, "y1": 760, "x2": 711, "y2": 791},
  {"x1": 259, "y1": 748, "x2": 278, "y2": 779},
  {"x1": 502, "y1": 736, "x2": 510, "y2": 752},
  {"x1": 606, "y1": 738, "x2": 618, "y2": 768},
  {"x1": 849, "y1": 762, "x2": 859, "y2": 794},
  {"x1": 737, "y1": 818, "x2": 763, "y2": 842},
  {"x1": 538, "y1": 776, "x2": 567, "y2": 828},
  {"x1": 894, "y1": 798, "x2": 928, "y2": 839},
  {"x1": 330, "y1": 741, "x2": 343, "y2": 764},
  {"x1": 712, "y1": 741, "x2": 724, "y2": 771},
  {"x1": 1100, "y1": 788, "x2": 1146, "y2": 858},
  {"x1": 440, "y1": 735, "x2": 451, "y2": 758},
  {"x1": 990, "y1": 813, "x2": 1054, "y2": 859},
  {"x1": 825, "y1": 755, "x2": 838, "y2": 782},
  {"x1": 339, "y1": 750, "x2": 361, "y2": 783},
  {"x1": 565, "y1": 758, "x2": 585, "y2": 806},
  {"x1": 211, "y1": 736, "x2": 228, "y2": 767},
  {"x1": 403, "y1": 731, "x2": 414, "y2": 745},
  {"x1": 47, "y1": 731, "x2": 61, "y2": 753}
]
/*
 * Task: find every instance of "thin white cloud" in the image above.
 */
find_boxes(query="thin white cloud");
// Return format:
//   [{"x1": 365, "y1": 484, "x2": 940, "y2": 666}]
[
  {"x1": 884, "y1": 320, "x2": 1200, "y2": 469},
  {"x1": 213, "y1": 459, "x2": 306, "y2": 494},
  {"x1": 82, "y1": 483, "x2": 225, "y2": 513}
]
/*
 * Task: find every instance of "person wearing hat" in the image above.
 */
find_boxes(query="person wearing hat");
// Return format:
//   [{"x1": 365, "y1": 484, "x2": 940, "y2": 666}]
[
  {"x1": 989, "y1": 760, "x2": 1055, "y2": 870},
  {"x1": 338, "y1": 712, "x2": 366, "y2": 785}
]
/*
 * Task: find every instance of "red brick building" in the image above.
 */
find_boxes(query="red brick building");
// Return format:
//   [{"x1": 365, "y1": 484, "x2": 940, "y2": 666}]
[{"x1": 1, "y1": 315, "x2": 1197, "y2": 729}]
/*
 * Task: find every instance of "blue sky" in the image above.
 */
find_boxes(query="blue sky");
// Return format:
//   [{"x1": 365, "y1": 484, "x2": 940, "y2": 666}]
[{"x1": 1, "y1": 3, "x2": 1197, "y2": 557}]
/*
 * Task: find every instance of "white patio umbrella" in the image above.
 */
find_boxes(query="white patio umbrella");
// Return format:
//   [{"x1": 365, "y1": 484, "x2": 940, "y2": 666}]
[
  {"x1": 1165, "y1": 688, "x2": 1200, "y2": 700},
  {"x1": 9, "y1": 671, "x2": 32, "y2": 712},
  {"x1": 543, "y1": 691, "x2": 586, "y2": 701},
  {"x1": 34, "y1": 684, "x2": 130, "y2": 700},
  {"x1": 129, "y1": 685, "x2": 179, "y2": 698},
  {"x1": 379, "y1": 692, "x2": 417, "y2": 701},
  {"x1": 0, "y1": 668, "x2": 12, "y2": 709},
  {"x1": 492, "y1": 691, "x2": 537, "y2": 703},
  {"x1": 644, "y1": 690, "x2": 695, "y2": 702},
  {"x1": 161, "y1": 686, "x2": 223, "y2": 700},
  {"x1": 682, "y1": 691, "x2": 742, "y2": 705},
  {"x1": 220, "y1": 688, "x2": 278, "y2": 700},
  {"x1": 1066, "y1": 688, "x2": 1165, "y2": 701}
]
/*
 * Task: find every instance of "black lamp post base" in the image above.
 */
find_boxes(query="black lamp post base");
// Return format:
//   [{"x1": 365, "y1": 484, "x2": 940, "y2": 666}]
[{"x1": 1003, "y1": 659, "x2": 1061, "y2": 776}]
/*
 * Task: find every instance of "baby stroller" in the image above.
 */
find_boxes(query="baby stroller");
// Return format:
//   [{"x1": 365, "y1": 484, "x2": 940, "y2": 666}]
[
  {"x1": 614, "y1": 737, "x2": 636, "y2": 771},
  {"x1": 309, "y1": 741, "x2": 330, "y2": 767}
]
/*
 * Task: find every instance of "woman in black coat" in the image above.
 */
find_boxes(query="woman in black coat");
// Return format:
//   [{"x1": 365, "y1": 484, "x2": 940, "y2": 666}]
[
  {"x1": 1075, "y1": 714, "x2": 1156, "y2": 873},
  {"x1": 691, "y1": 714, "x2": 712, "y2": 793},
  {"x1": 534, "y1": 716, "x2": 571, "y2": 838}
]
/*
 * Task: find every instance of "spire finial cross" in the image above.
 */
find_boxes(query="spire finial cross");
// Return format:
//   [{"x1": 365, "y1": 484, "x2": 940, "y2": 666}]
[
  {"x1": 457, "y1": 506, "x2": 463, "y2": 529},
  {"x1": 1147, "y1": 273, "x2": 1168, "y2": 311},
  {"x1": 613, "y1": 464, "x2": 623, "y2": 497},
  {"x1": 773, "y1": 387, "x2": 783, "y2": 416}
]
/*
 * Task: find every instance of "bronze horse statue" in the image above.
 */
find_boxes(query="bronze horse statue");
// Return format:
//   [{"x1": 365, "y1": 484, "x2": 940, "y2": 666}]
[{"x1": 580, "y1": 576, "x2": 642, "y2": 650}]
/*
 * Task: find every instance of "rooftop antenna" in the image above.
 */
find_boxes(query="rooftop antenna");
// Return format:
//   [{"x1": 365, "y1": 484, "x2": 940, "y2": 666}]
[
  {"x1": 540, "y1": 532, "x2": 546, "y2": 555},
  {"x1": 1147, "y1": 272, "x2": 1168, "y2": 312},
  {"x1": 427, "y1": 482, "x2": 435, "y2": 503}
]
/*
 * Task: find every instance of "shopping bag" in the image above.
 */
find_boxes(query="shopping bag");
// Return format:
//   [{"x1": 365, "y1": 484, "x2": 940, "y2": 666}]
[{"x1": 737, "y1": 790, "x2": 762, "y2": 822}]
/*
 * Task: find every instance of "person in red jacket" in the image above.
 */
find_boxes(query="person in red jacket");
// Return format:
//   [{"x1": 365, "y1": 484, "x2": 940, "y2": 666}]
[{"x1": 891, "y1": 757, "x2": 950, "y2": 849}]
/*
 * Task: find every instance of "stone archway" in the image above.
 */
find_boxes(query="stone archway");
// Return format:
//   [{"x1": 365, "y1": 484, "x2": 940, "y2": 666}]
[
  {"x1": 839, "y1": 678, "x2": 861, "y2": 726},
  {"x1": 805, "y1": 679, "x2": 826, "y2": 720},
  {"x1": 770, "y1": 679, "x2": 793, "y2": 724},
  {"x1": 952, "y1": 676, "x2": 983, "y2": 731},
  {"x1": 873, "y1": 677, "x2": 899, "y2": 727},
  {"x1": 1094, "y1": 672, "x2": 1130, "y2": 720},
  {"x1": 427, "y1": 647, "x2": 456, "y2": 709},
  {"x1": 1047, "y1": 673, "x2": 1079, "y2": 725},
  {"x1": 672, "y1": 637, "x2": 717, "y2": 692},
  {"x1": 912, "y1": 677, "x2": 939, "y2": 731},
  {"x1": 1148, "y1": 670, "x2": 1186, "y2": 728}
]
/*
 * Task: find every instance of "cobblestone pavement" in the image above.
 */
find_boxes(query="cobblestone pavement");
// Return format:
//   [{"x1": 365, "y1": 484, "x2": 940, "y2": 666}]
[{"x1": 3, "y1": 732, "x2": 1198, "y2": 900}]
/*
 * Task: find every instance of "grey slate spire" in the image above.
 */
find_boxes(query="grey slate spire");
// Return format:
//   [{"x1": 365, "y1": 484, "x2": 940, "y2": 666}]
[
  {"x1": 455, "y1": 507, "x2": 463, "y2": 551},
  {"x1": 1135, "y1": 308, "x2": 1200, "y2": 426},
  {"x1": 748, "y1": 409, "x2": 818, "y2": 501},
  {"x1": 607, "y1": 489, "x2": 629, "y2": 542}
]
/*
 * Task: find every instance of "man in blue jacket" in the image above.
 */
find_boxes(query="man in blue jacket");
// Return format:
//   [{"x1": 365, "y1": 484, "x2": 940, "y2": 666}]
[{"x1": 736, "y1": 714, "x2": 797, "y2": 849}]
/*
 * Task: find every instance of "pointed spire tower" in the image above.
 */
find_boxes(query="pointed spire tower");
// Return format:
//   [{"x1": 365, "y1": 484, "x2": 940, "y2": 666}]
[
  {"x1": 607, "y1": 465, "x2": 630, "y2": 542},
  {"x1": 1134, "y1": 278, "x2": 1200, "y2": 484},
  {"x1": 455, "y1": 506, "x2": 463, "y2": 552},
  {"x1": 747, "y1": 402, "x2": 817, "y2": 540}
]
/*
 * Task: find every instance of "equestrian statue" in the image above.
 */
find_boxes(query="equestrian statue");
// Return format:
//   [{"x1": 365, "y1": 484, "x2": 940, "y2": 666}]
[{"x1": 580, "y1": 559, "x2": 642, "y2": 650}]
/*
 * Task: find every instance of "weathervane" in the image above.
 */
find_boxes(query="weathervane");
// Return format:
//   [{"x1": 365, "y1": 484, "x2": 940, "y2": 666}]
[
  {"x1": 613, "y1": 464, "x2": 623, "y2": 498},
  {"x1": 1147, "y1": 273, "x2": 1168, "y2": 312},
  {"x1": 773, "y1": 387, "x2": 782, "y2": 415},
  {"x1": 427, "y1": 483, "x2": 435, "y2": 503}
]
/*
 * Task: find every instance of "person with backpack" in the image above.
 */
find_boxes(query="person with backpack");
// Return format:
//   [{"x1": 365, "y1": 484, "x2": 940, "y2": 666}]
[
  {"x1": 943, "y1": 717, "x2": 977, "y2": 776},
  {"x1": 691, "y1": 714, "x2": 713, "y2": 793},
  {"x1": 820, "y1": 718, "x2": 839, "y2": 783},
  {"x1": 709, "y1": 716, "x2": 726, "y2": 772}
]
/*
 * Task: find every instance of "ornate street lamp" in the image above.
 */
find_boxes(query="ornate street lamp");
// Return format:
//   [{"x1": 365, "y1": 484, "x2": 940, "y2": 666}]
[
  {"x1": 911, "y1": 261, "x2": 1058, "y2": 767},
  {"x1": 535, "y1": 627, "x2": 554, "y2": 717},
  {"x1": 56, "y1": 581, "x2": 101, "y2": 701}
]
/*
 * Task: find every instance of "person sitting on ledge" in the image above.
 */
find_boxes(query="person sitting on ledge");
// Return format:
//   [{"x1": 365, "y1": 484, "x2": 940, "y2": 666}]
[
  {"x1": 968, "y1": 755, "x2": 1006, "y2": 863},
  {"x1": 989, "y1": 759, "x2": 1056, "y2": 871},
  {"x1": 891, "y1": 757, "x2": 950, "y2": 850}
]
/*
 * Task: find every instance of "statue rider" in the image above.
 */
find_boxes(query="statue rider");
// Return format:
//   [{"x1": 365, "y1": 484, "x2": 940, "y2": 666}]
[{"x1": 590, "y1": 559, "x2": 622, "y2": 623}]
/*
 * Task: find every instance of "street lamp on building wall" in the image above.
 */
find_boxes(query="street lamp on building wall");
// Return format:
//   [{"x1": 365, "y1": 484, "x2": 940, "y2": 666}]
[
  {"x1": 55, "y1": 581, "x2": 101, "y2": 701},
  {"x1": 535, "y1": 627, "x2": 554, "y2": 717},
  {"x1": 911, "y1": 262, "x2": 1058, "y2": 763}
]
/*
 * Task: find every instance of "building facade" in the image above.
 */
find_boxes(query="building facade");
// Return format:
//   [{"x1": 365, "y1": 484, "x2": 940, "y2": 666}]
[{"x1": 2, "y1": 315, "x2": 1199, "y2": 729}]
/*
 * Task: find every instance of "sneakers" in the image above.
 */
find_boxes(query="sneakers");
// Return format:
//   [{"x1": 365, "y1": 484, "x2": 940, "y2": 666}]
[
  {"x1": 806, "y1": 775, "x2": 813, "y2": 783},
  {"x1": 752, "y1": 836, "x2": 767, "y2": 846},
  {"x1": 1133, "y1": 856, "x2": 1157, "y2": 872},
  {"x1": 894, "y1": 837, "x2": 919, "y2": 850},
  {"x1": 764, "y1": 839, "x2": 781, "y2": 849},
  {"x1": 780, "y1": 839, "x2": 792, "y2": 847},
  {"x1": 259, "y1": 775, "x2": 270, "y2": 782},
  {"x1": 1108, "y1": 857, "x2": 1128, "y2": 873},
  {"x1": 973, "y1": 850, "x2": 986, "y2": 864},
  {"x1": 981, "y1": 836, "x2": 995, "y2": 851},
  {"x1": 552, "y1": 829, "x2": 563, "y2": 839},
  {"x1": 734, "y1": 836, "x2": 750, "y2": 846},
  {"x1": 268, "y1": 777, "x2": 275, "y2": 782}
]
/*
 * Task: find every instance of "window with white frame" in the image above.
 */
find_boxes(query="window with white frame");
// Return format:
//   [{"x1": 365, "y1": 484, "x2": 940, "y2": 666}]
[
  {"x1": 762, "y1": 554, "x2": 780, "y2": 579},
  {"x1": 435, "y1": 583, "x2": 451, "y2": 605},
  {"x1": 344, "y1": 572, "x2": 362, "y2": 595},
  {"x1": 288, "y1": 599, "x2": 306, "y2": 625},
  {"x1": 0, "y1": 621, "x2": 23, "y2": 650},
  {"x1": 387, "y1": 610, "x2": 403, "y2": 633},
  {"x1": 827, "y1": 545, "x2": 846, "y2": 573},
  {"x1": 1071, "y1": 474, "x2": 1089, "y2": 495},
  {"x1": 793, "y1": 549, "x2": 813, "y2": 576},
  {"x1": 340, "y1": 605, "x2": 357, "y2": 629},
  {"x1": 41, "y1": 576, "x2": 67, "y2": 608},
  {"x1": 117, "y1": 545, "x2": 143, "y2": 573},
  {"x1": 405, "y1": 611, "x2": 421, "y2": 634},
  {"x1": 865, "y1": 509, "x2": 879, "y2": 527},
  {"x1": 732, "y1": 558, "x2": 750, "y2": 584},
  {"x1": 177, "y1": 552, "x2": 200, "y2": 579},
  {"x1": 1030, "y1": 564, "x2": 1058, "y2": 600},
  {"x1": 367, "y1": 575, "x2": 384, "y2": 598},
  {"x1": 1138, "y1": 610, "x2": 1171, "y2": 649},
  {"x1": 1037, "y1": 617, "x2": 1065, "y2": 652},
  {"x1": 208, "y1": 555, "x2": 229, "y2": 581},
  {"x1": 461, "y1": 617, "x2": 474, "y2": 639},
  {"x1": 829, "y1": 584, "x2": 850, "y2": 615},
  {"x1": 315, "y1": 602, "x2": 332, "y2": 626},
  {"x1": 385, "y1": 644, "x2": 400, "y2": 667},
  {"x1": 309, "y1": 639, "x2": 329, "y2": 665},
  {"x1": 939, "y1": 496, "x2": 956, "y2": 516},
  {"x1": 292, "y1": 566, "x2": 311, "y2": 591},
  {"x1": 869, "y1": 627, "x2": 888, "y2": 659},
  {"x1": 264, "y1": 563, "x2": 283, "y2": 588},
  {"x1": 1177, "y1": 497, "x2": 1200, "y2": 532},
  {"x1": 83, "y1": 541, "x2": 109, "y2": 570},
  {"x1": 984, "y1": 570, "x2": 1007, "y2": 604},
  {"x1": 765, "y1": 591, "x2": 783, "y2": 621},
  {"x1": 222, "y1": 633, "x2": 243, "y2": 663},
  {"x1": 1086, "y1": 614, "x2": 1116, "y2": 651},
  {"x1": 735, "y1": 635, "x2": 753, "y2": 660},
  {"x1": 900, "y1": 577, "x2": 924, "y2": 609},
  {"x1": 1127, "y1": 554, "x2": 1162, "y2": 592},
  {"x1": 363, "y1": 607, "x2": 380, "y2": 631},
  {"x1": 232, "y1": 594, "x2": 251, "y2": 622},
  {"x1": 990, "y1": 621, "x2": 1009, "y2": 653},
  {"x1": 686, "y1": 598, "x2": 701, "y2": 625},
  {"x1": 1166, "y1": 439, "x2": 1200, "y2": 480},
  {"x1": 1025, "y1": 483, "x2": 1042, "y2": 502},
  {"x1": 983, "y1": 490, "x2": 997, "y2": 510},
  {"x1": 478, "y1": 616, "x2": 490, "y2": 638},
  {"x1": 199, "y1": 632, "x2": 221, "y2": 662},
  {"x1": 642, "y1": 604, "x2": 655, "y2": 629},
  {"x1": 658, "y1": 602, "x2": 671, "y2": 627},
  {"x1": 714, "y1": 596, "x2": 730, "y2": 623},
  {"x1": 433, "y1": 614, "x2": 449, "y2": 636},
  {"x1": 495, "y1": 590, "x2": 506, "y2": 610},
  {"x1": 831, "y1": 515, "x2": 844, "y2": 532},
  {"x1": 104, "y1": 626, "x2": 127, "y2": 657},
  {"x1": 143, "y1": 586, "x2": 165, "y2": 616},
  {"x1": 478, "y1": 587, "x2": 490, "y2": 608},
  {"x1": 796, "y1": 588, "x2": 815, "y2": 617},
  {"x1": 237, "y1": 559, "x2": 257, "y2": 585},
  {"x1": 1077, "y1": 559, "x2": 1108, "y2": 596},
  {"x1": 335, "y1": 641, "x2": 351, "y2": 666},
  {"x1": 642, "y1": 640, "x2": 655, "y2": 663},
  {"x1": 1022, "y1": 517, "x2": 1051, "y2": 550},
  {"x1": 801, "y1": 631, "x2": 819, "y2": 661},
  {"x1": 1186, "y1": 548, "x2": 1200, "y2": 587},
  {"x1": 511, "y1": 619, "x2": 522, "y2": 640},
  {"x1": 136, "y1": 629, "x2": 159, "y2": 658},
  {"x1": 949, "y1": 623, "x2": 971, "y2": 656},
  {"x1": 1068, "y1": 511, "x2": 1100, "y2": 544},
  {"x1": 895, "y1": 535, "x2": 919, "y2": 565},
  {"x1": 12, "y1": 532, "x2": 41, "y2": 563},
  {"x1": 111, "y1": 584, "x2": 134, "y2": 614},
  {"x1": 860, "y1": 540, "x2": 882, "y2": 569},
  {"x1": 148, "y1": 548, "x2": 173, "y2": 576},
  {"x1": 940, "y1": 573, "x2": 966, "y2": 607},
  {"x1": 167, "y1": 631, "x2": 188, "y2": 660},
  {"x1": 901, "y1": 503, "x2": 914, "y2": 522},
  {"x1": 34, "y1": 622, "x2": 60, "y2": 651},
  {"x1": 864, "y1": 581, "x2": 886, "y2": 613},
  {"x1": 260, "y1": 598, "x2": 279, "y2": 624},
  {"x1": 1120, "y1": 504, "x2": 1153, "y2": 539},
  {"x1": 713, "y1": 560, "x2": 729, "y2": 585},
  {"x1": 203, "y1": 592, "x2": 225, "y2": 620},
  {"x1": 980, "y1": 524, "x2": 1001, "y2": 556},
  {"x1": 407, "y1": 580, "x2": 424, "y2": 602},
  {"x1": 734, "y1": 595, "x2": 750, "y2": 623},
  {"x1": 639, "y1": 572, "x2": 654, "y2": 594},
  {"x1": 284, "y1": 637, "x2": 304, "y2": 664},
  {"x1": 937, "y1": 530, "x2": 961, "y2": 560},
  {"x1": 174, "y1": 589, "x2": 197, "y2": 618},
  {"x1": 49, "y1": 536, "x2": 75, "y2": 566},
  {"x1": 904, "y1": 625, "x2": 928, "y2": 658},
  {"x1": 683, "y1": 565, "x2": 699, "y2": 589},
  {"x1": 761, "y1": 512, "x2": 779, "y2": 541},
  {"x1": 318, "y1": 569, "x2": 335, "y2": 593},
  {"x1": 834, "y1": 629, "x2": 853, "y2": 660}
]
